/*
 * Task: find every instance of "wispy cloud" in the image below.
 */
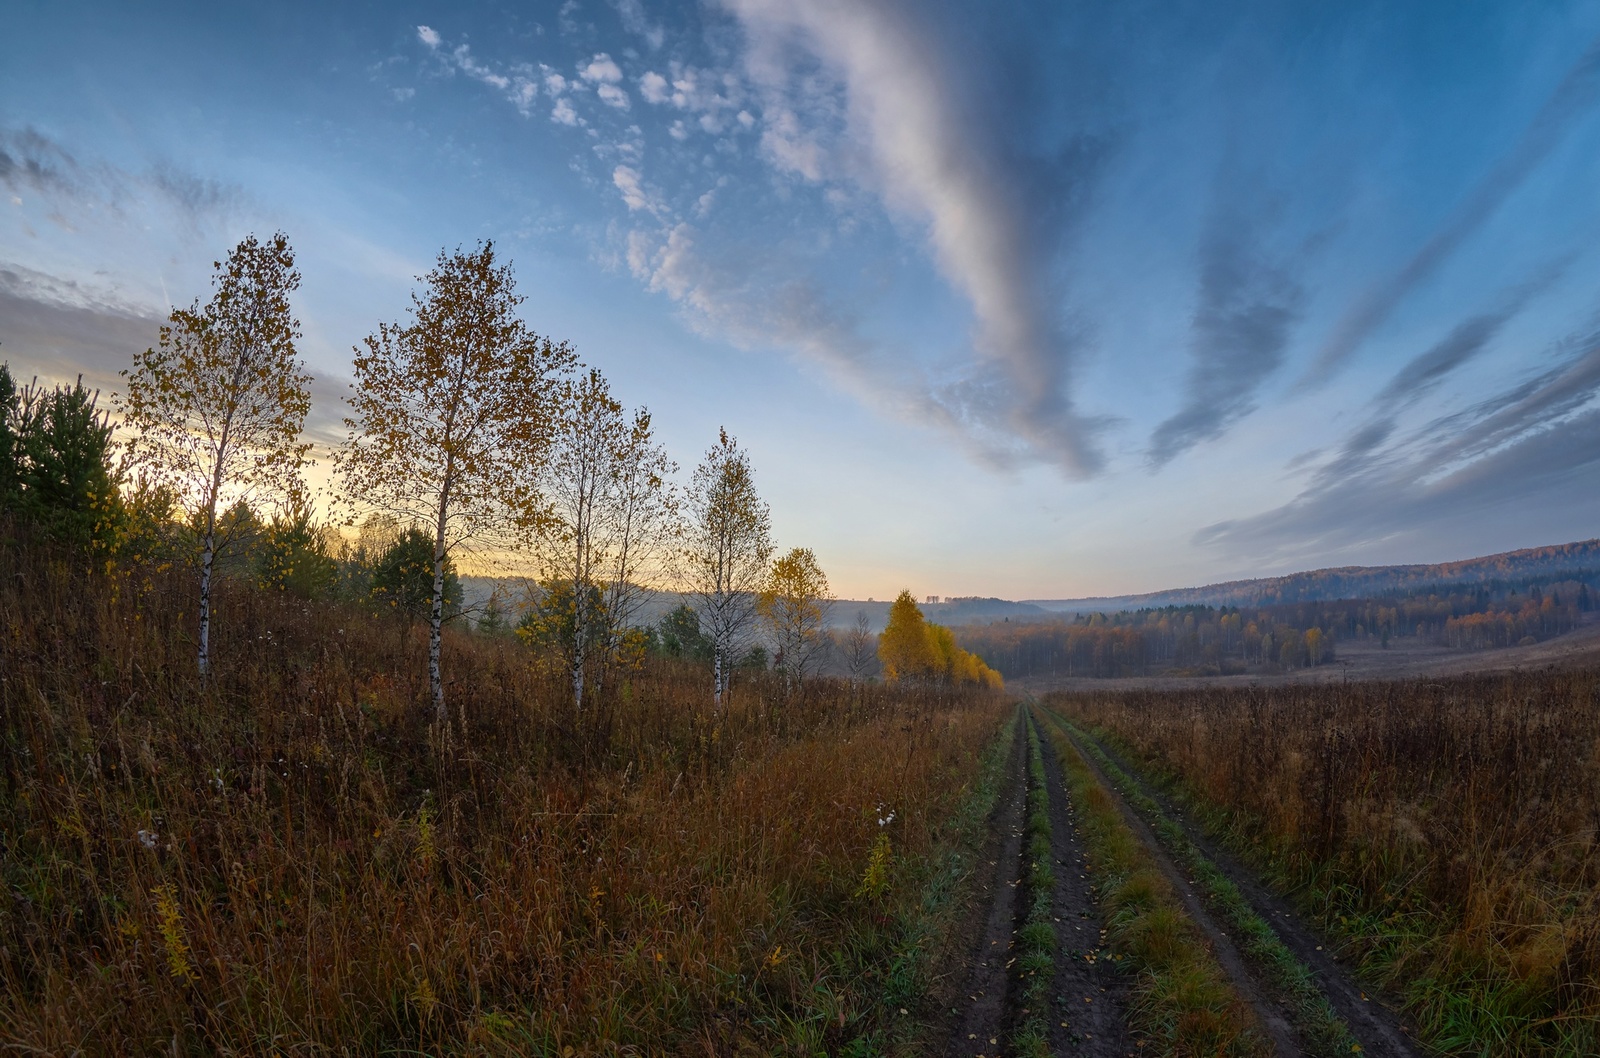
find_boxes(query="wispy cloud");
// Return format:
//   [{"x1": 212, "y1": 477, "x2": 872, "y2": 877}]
[
  {"x1": 0, "y1": 126, "x2": 242, "y2": 232},
  {"x1": 635, "y1": 61, "x2": 747, "y2": 133},
  {"x1": 1286, "y1": 260, "x2": 1569, "y2": 499},
  {"x1": 0, "y1": 264, "x2": 351, "y2": 449},
  {"x1": 0, "y1": 127, "x2": 82, "y2": 198},
  {"x1": 0, "y1": 264, "x2": 161, "y2": 396},
  {"x1": 1304, "y1": 35, "x2": 1600, "y2": 384},
  {"x1": 402, "y1": 5, "x2": 1118, "y2": 473},
  {"x1": 1147, "y1": 197, "x2": 1304, "y2": 468},
  {"x1": 721, "y1": 0, "x2": 1110, "y2": 475},
  {"x1": 625, "y1": 222, "x2": 886, "y2": 399},
  {"x1": 417, "y1": 26, "x2": 540, "y2": 115},
  {"x1": 612, "y1": 0, "x2": 665, "y2": 51},
  {"x1": 1201, "y1": 323, "x2": 1600, "y2": 559}
]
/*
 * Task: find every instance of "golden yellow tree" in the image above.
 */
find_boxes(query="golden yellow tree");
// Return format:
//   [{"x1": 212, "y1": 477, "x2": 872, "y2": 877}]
[
  {"x1": 876, "y1": 590, "x2": 1002, "y2": 689},
  {"x1": 877, "y1": 590, "x2": 938, "y2": 683},
  {"x1": 337, "y1": 242, "x2": 574, "y2": 723},
  {"x1": 119, "y1": 232, "x2": 310, "y2": 677},
  {"x1": 759, "y1": 547, "x2": 834, "y2": 685},
  {"x1": 927, "y1": 623, "x2": 958, "y2": 681}
]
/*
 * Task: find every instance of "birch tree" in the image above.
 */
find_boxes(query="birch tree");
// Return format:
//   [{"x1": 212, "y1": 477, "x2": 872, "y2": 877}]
[
  {"x1": 119, "y1": 232, "x2": 310, "y2": 677},
  {"x1": 759, "y1": 547, "x2": 833, "y2": 685},
  {"x1": 338, "y1": 242, "x2": 573, "y2": 723},
  {"x1": 681, "y1": 428, "x2": 771, "y2": 708},
  {"x1": 529, "y1": 367, "x2": 677, "y2": 712}
]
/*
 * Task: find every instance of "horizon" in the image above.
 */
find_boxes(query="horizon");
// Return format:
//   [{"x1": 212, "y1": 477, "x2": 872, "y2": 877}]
[{"x1": 7, "y1": 1, "x2": 1600, "y2": 599}]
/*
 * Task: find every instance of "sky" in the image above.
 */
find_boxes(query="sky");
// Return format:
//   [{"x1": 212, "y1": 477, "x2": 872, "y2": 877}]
[{"x1": 5, "y1": 0, "x2": 1600, "y2": 601}]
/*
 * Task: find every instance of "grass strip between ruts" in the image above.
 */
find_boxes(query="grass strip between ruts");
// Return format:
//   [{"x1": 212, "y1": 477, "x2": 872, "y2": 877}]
[
  {"x1": 1031, "y1": 706, "x2": 1269, "y2": 1057},
  {"x1": 1044, "y1": 709, "x2": 1365, "y2": 1058},
  {"x1": 1010, "y1": 715, "x2": 1057, "y2": 1056},
  {"x1": 1057, "y1": 713, "x2": 1600, "y2": 1058}
]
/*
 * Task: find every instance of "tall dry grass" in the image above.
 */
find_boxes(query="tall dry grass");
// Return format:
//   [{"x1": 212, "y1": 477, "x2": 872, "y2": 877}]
[
  {"x1": 1050, "y1": 674, "x2": 1600, "y2": 1054},
  {"x1": 0, "y1": 528, "x2": 1008, "y2": 1054}
]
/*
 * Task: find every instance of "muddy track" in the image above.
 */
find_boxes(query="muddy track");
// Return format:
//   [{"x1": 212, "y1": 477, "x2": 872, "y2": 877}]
[
  {"x1": 1040, "y1": 710, "x2": 1304, "y2": 1056},
  {"x1": 1071, "y1": 726, "x2": 1423, "y2": 1058},
  {"x1": 1027, "y1": 713, "x2": 1135, "y2": 1055},
  {"x1": 944, "y1": 719, "x2": 1028, "y2": 1058},
  {"x1": 944, "y1": 713, "x2": 1140, "y2": 1058}
]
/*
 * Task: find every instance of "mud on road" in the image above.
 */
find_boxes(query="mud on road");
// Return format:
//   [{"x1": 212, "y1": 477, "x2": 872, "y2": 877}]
[
  {"x1": 944, "y1": 712, "x2": 1135, "y2": 1058},
  {"x1": 1031, "y1": 714, "x2": 1134, "y2": 1054},
  {"x1": 943, "y1": 719, "x2": 1027, "y2": 1058}
]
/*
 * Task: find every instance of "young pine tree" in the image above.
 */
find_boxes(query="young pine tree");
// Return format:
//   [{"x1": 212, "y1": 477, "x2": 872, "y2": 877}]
[{"x1": 14, "y1": 375, "x2": 123, "y2": 548}]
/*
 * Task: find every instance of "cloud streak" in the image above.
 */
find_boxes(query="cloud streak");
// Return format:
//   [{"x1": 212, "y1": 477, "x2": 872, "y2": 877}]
[
  {"x1": 1201, "y1": 324, "x2": 1600, "y2": 560},
  {"x1": 1290, "y1": 259, "x2": 1569, "y2": 497},
  {"x1": 0, "y1": 126, "x2": 243, "y2": 233},
  {"x1": 417, "y1": 26, "x2": 540, "y2": 115},
  {"x1": 1147, "y1": 200, "x2": 1304, "y2": 467},
  {"x1": 722, "y1": 0, "x2": 1108, "y2": 475},
  {"x1": 1304, "y1": 35, "x2": 1600, "y2": 384}
]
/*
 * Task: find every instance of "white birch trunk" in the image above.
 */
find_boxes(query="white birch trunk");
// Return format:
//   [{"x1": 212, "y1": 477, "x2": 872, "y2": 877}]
[
  {"x1": 429, "y1": 497, "x2": 449, "y2": 724},
  {"x1": 198, "y1": 525, "x2": 215, "y2": 678}
]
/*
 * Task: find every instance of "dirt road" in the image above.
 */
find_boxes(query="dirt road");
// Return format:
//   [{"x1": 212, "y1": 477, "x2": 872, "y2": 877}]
[
  {"x1": 943, "y1": 713, "x2": 1134, "y2": 1057},
  {"x1": 945, "y1": 704, "x2": 1430, "y2": 1056}
]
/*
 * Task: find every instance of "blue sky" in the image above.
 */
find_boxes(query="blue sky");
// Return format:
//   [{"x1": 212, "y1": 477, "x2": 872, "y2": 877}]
[{"x1": 6, "y1": 0, "x2": 1600, "y2": 599}]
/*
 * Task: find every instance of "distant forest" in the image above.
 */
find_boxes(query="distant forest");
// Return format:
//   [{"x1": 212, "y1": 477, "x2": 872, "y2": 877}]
[
  {"x1": 1031, "y1": 539, "x2": 1600, "y2": 612},
  {"x1": 961, "y1": 576, "x2": 1598, "y2": 679}
]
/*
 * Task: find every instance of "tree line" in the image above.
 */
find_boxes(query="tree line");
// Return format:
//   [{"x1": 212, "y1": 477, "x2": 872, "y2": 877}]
[
  {"x1": 1, "y1": 232, "x2": 996, "y2": 717},
  {"x1": 956, "y1": 580, "x2": 1596, "y2": 680}
]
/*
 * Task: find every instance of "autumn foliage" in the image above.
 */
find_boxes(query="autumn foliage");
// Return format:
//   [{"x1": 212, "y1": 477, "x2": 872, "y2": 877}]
[{"x1": 878, "y1": 590, "x2": 1002, "y2": 688}]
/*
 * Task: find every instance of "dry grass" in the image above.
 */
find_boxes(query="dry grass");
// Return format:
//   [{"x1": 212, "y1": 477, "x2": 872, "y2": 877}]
[
  {"x1": 1048, "y1": 674, "x2": 1600, "y2": 1055},
  {"x1": 0, "y1": 529, "x2": 1008, "y2": 1055}
]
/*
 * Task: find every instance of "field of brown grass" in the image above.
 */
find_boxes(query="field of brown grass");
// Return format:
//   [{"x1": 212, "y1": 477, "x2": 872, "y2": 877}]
[
  {"x1": 1049, "y1": 672, "x2": 1600, "y2": 1054},
  {"x1": 0, "y1": 532, "x2": 1008, "y2": 1055},
  {"x1": 1017, "y1": 613, "x2": 1600, "y2": 693}
]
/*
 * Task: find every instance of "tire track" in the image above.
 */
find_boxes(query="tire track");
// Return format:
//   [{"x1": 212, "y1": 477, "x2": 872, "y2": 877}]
[
  {"x1": 1072, "y1": 726, "x2": 1422, "y2": 1058},
  {"x1": 945, "y1": 717, "x2": 1028, "y2": 1058},
  {"x1": 1038, "y1": 708, "x2": 1304, "y2": 1057},
  {"x1": 1028, "y1": 712, "x2": 1135, "y2": 1055}
]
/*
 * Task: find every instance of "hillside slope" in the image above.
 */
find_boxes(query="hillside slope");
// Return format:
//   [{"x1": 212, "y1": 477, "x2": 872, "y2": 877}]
[{"x1": 1029, "y1": 538, "x2": 1600, "y2": 613}]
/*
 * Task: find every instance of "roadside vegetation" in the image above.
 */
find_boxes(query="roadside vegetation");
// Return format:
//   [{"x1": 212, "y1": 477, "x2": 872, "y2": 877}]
[
  {"x1": 0, "y1": 522, "x2": 1008, "y2": 1052},
  {"x1": 0, "y1": 230, "x2": 1014, "y2": 1053},
  {"x1": 1051, "y1": 675, "x2": 1600, "y2": 1055},
  {"x1": 1031, "y1": 708, "x2": 1267, "y2": 1055}
]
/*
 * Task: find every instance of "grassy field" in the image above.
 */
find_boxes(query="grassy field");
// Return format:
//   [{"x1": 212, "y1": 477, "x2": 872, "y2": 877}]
[
  {"x1": 0, "y1": 532, "x2": 1009, "y2": 1055},
  {"x1": 1049, "y1": 672, "x2": 1600, "y2": 1055}
]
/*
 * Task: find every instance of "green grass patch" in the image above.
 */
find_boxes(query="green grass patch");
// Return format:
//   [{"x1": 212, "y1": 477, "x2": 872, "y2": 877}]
[{"x1": 1011, "y1": 715, "x2": 1059, "y2": 1057}]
